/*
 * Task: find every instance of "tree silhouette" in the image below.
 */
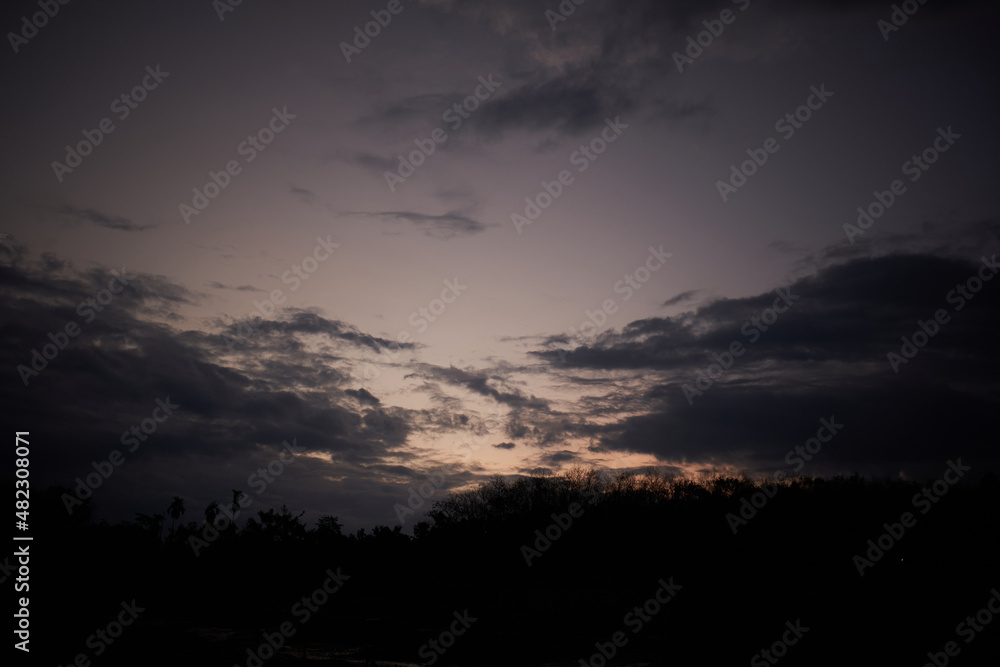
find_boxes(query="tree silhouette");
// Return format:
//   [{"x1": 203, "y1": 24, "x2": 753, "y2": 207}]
[
  {"x1": 204, "y1": 500, "x2": 220, "y2": 525},
  {"x1": 133, "y1": 512, "x2": 165, "y2": 545},
  {"x1": 230, "y1": 488, "x2": 243, "y2": 536},
  {"x1": 317, "y1": 514, "x2": 343, "y2": 539},
  {"x1": 243, "y1": 505, "x2": 307, "y2": 543},
  {"x1": 23, "y1": 466, "x2": 998, "y2": 666},
  {"x1": 166, "y1": 495, "x2": 186, "y2": 538}
]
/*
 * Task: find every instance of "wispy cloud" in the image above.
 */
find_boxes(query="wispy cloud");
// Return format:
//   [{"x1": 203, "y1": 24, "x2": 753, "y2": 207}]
[
  {"x1": 62, "y1": 206, "x2": 153, "y2": 232},
  {"x1": 208, "y1": 282, "x2": 263, "y2": 292},
  {"x1": 662, "y1": 290, "x2": 703, "y2": 308},
  {"x1": 354, "y1": 209, "x2": 492, "y2": 239},
  {"x1": 289, "y1": 186, "x2": 318, "y2": 205}
]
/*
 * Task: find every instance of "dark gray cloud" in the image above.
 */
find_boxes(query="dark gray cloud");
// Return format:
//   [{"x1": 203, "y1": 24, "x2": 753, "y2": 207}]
[
  {"x1": 195, "y1": 245, "x2": 239, "y2": 260},
  {"x1": 535, "y1": 253, "x2": 1000, "y2": 371},
  {"x1": 0, "y1": 251, "x2": 483, "y2": 530},
  {"x1": 493, "y1": 441, "x2": 516, "y2": 450},
  {"x1": 541, "y1": 449, "x2": 579, "y2": 465},
  {"x1": 415, "y1": 0, "x2": 980, "y2": 141},
  {"x1": 62, "y1": 206, "x2": 153, "y2": 232},
  {"x1": 346, "y1": 387, "x2": 381, "y2": 406},
  {"x1": 475, "y1": 72, "x2": 628, "y2": 138},
  {"x1": 412, "y1": 0, "x2": 745, "y2": 139},
  {"x1": 208, "y1": 282, "x2": 262, "y2": 292},
  {"x1": 530, "y1": 246, "x2": 1000, "y2": 478},
  {"x1": 220, "y1": 310, "x2": 418, "y2": 355},
  {"x1": 339, "y1": 151, "x2": 399, "y2": 174},
  {"x1": 407, "y1": 364, "x2": 552, "y2": 412},
  {"x1": 358, "y1": 210, "x2": 492, "y2": 239},
  {"x1": 662, "y1": 290, "x2": 703, "y2": 308},
  {"x1": 356, "y1": 92, "x2": 455, "y2": 127},
  {"x1": 289, "y1": 186, "x2": 318, "y2": 205}
]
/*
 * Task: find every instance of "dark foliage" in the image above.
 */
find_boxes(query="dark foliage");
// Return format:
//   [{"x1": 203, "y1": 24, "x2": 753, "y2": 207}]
[{"x1": 9, "y1": 467, "x2": 999, "y2": 666}]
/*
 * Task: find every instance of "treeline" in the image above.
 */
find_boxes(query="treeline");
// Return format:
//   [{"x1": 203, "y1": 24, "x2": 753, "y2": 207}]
[{"x1": 12, "y1": 468, "x2": 1000, "y2": 666}]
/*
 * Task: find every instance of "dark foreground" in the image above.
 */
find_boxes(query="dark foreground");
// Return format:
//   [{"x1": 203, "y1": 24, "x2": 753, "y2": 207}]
[{"x1": 14, "y1": 470, "x2": 1000, "y2": 666}]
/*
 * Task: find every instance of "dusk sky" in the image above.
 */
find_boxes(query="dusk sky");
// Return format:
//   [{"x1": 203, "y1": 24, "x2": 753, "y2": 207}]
[{"x1": 2, "y1": 0, "x2": 998, "y2": 530}]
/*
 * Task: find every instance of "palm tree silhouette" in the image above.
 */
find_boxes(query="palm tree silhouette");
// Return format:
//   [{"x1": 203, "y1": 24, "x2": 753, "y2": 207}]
[
  {"x1": 205, "y1": 500, "x2": 220, "y2": 525},
  {"x1": 166, "y1": 496, "x2": 186, "y2": 539},
  {"x1": 230, "y1": 489, "x2": 243, "y2": 536}
]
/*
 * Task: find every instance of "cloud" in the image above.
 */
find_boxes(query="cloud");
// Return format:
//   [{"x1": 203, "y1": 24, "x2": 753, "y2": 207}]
[
  {"x1": 537, "y1": 253, "x2": 999, "y2": 371},
  {"x1": 356, "y1": 210, "x2": 492, "y2": 239},
  {"x1": 289, "y1": 186, "x2": 318, "y2": 205},
  {"x1": 541, "y1": 450, "x2": 579, "y2": 465},
  {"x1": 417, "y1": 0, "x2": 976, "y2": 140},
  {"x1": 412, "y1": 0, "x2": 732, "y2": 138},
  {"x1": 356, "y1": 92, "x2": 455, "y2": 127},
  {"x1": 221, "y1": 310, "x2": 420, "y2": 355},
  {"x1": 196, "y1": 244, "x2": 239, "y2": 260},
  {"x1": 0, "y1": 250, "x2": 486, "y2": 530},
  {"x1": 407, "y1": 364, "x2": 552, "y2": 412},
  {"x1": 62, "y1": 206, "x2": 153, "y2": 232},
  {"x1": 662, "y1": 290, "x2": 703, "y2": 308},
  {"x1": 339, "y1": 151, "x2": 399, "y2": 174},
  {"x1": 528, "y1": 246, "x2": 1000, "y2": 479},
  {"x1": 476, "y1": 74, "x2": 626, "y2": 138},
  {"x1": 208, "y1": 282, "x2": 262, "y2": 292},
  {"x1": 493, "y1": 442, "x2": 516, "y2": 450},
  {"x1": 346, "y1": 387, "x2": 381, "y2": 406}
]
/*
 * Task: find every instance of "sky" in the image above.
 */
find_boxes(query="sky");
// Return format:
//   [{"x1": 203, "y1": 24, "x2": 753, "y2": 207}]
[{"x1": 2, "y1": 0, "x2": 998, "y2": 531}]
